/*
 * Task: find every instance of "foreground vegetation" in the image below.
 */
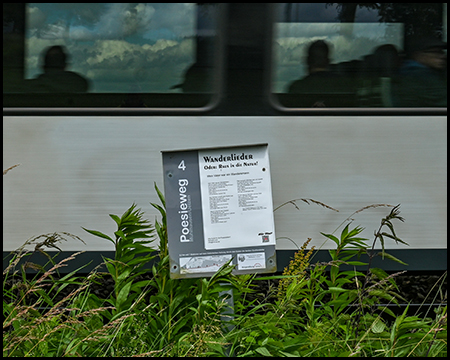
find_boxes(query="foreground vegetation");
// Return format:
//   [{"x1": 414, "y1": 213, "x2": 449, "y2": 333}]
[{"x1": 3, "y1": 185, "x2": 447, "y2": 357}]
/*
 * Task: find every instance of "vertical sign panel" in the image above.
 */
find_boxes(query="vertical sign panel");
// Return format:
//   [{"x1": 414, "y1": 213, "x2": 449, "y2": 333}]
[
  {"x1": 163, "y1": 144, "x2": 276, "y2": 278},
  {"x1": 199, "y1": 146, "x2": 275, "y2": 250}
]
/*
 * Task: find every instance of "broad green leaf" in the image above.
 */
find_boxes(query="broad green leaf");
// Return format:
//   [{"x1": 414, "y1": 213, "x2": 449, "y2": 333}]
[
  {"x1": 346, "y1": 226, "x2": 365, "y2": 238},
  {"x1": 255, "y1": 347, "x2": 272, "y2": 357},
  {"x1": 169, "y1": 294, "x2": 186, "y2": 312},
  {"x1": 126, "y1": 254, "x2": 157, "y2": 267},
  {"x1": 367, "y1": 289, "x2": 398, "y2": 304},
  {"x1": 34, "y1": 288, "x2": 54, "y2": 307},
  {"x1": 171, "y1": 317, "x2": 189, "y2": 336},
  {"x1": 346, "y1": 261, "x2": 368, "y2": 266},
  {"x1": 124, "y1": 232, "x2": 155, "y2": 241},
  {"x1": 371, "y1": 318, "x2": 386, "y2": 333},
  {"x1": 109, "y1": 213, "x2": 121, "y2": 226},
  {"x1": 340, "y1": 223, "x2": 350, "y2": 240},
  {"x1": 121, "y1": 203, "x2": 137, "y2": 220},
  {"x1": 339, "y1": 270, "x2": 366, "y2": 277},
  {"x1": 321, "y1": 232, "x2": 340, "y2": 246},
  {"x1": 151, "y1": 202, "x2": 166, "y2": 217},
  {"x1": 153, "y1": 293, "x2": 170, "y2": 305},
  {"x1": 114, "y1": 230, "x2": 126, "y2": 240},
  {"x1": 328, "y1": 249, "x2": 337, "y2": 260},
  {"x1": 327, "y1": 287, "x2": 349, "y2": 293},
  {"x1": 154, "y1": 182, "x2": 166, "y2": 208},
  {"x1": 381, "y1": 232, "x2": 409, "y2": 246},
  {"x1": 82, "y1": 227, "x2": 114, "y2": 243},
  {"x1": 104, "y1": 261, "x2": 117, "y2": 281},
  {"x1": 377, "y1": 252, "x2": 408, "y2": 265},
  {"x1": 370, "y1": 267, "x2": 390, "y2": 281},
  {"x1": 330, "y1": 264, "x2": 339, "y2": 280},
  {"x1": 208, "y1": 259, "x2": 234, "y2": 285},
  {"x1": 348, "y1": 239, "x2": 369, "y2": 248},
  {"x1": 130, "y1": 279, "x2": 152, "y2": 293},
  {"x1": 379, "y1": 305, "x2": 396, "y2": 318},
  {"x1": 120, "y1": 242, "x2": 154, "y2": 252},
  {"x1": 115, "y1": 280, "x2": 133, "y2": 310},
  {"x1": 378, "y1": 233, "x2": 385, "y2": 253},
  {"x1": 279, "y1": 350, "x2": 301, "y2": 357},
  {"x1": 116, "y1": 267, "x2": 132, "y2": 283}
]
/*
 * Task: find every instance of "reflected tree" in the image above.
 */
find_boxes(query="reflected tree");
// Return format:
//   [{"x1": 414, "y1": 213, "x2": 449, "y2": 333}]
[
  {"x1": 326, "y1": 3, "x2": 444, "y2": 37},
  {"x1": 326, "y1": 3, "x2": 379, "y2": 23}
]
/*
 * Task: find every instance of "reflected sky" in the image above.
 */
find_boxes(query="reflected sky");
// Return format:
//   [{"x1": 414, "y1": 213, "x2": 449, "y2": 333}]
[
  {"x1": 23, "y1": 3, "x2": 446, "y2": 94},
  {"x1": 272, "y1": 3, "x2": 447, "y2": 93},
  {"x1": 25, "y1": 3, "x2": 199, "y2": 92},
  {"x1": 275, "y1": 3, "x2": 382, "y2": 23},
  {"x1": 272, "y1": 22, "x2": 403, "y2": 92}
]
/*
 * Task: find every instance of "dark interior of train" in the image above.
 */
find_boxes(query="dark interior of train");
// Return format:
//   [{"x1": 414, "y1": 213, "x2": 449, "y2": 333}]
[{"x1": 4, "y1": 3, "x2": 446, "y2": 113}]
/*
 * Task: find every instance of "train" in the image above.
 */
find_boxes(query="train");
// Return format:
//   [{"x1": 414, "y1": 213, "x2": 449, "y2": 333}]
[{"x1": 3, "y1": 3, "x2": 447, "y2": 275}]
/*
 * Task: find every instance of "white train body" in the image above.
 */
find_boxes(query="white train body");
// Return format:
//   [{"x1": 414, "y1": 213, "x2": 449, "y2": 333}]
[{"x1": 4, "y1": 115, "x2": 446, "y2": 257}]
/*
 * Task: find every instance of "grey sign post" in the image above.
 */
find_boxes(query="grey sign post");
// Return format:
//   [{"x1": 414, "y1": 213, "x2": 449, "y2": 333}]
[{"x1": 162, "y1": 143, "x2": 277, "y2": 279}]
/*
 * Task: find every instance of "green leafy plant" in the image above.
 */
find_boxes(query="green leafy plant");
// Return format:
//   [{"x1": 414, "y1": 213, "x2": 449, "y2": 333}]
[
  {"x1": 267, "y1": 204, "x2": 446, "y2": 357},
  {"x1": 81, "y1": 184, "x2": 241, "y2": 356},
  {"x1": 4, "y1": 184, "x2": 447, "y2": 357},
  {"x1": 140, "y1": 185, "x2": 240, "y2": 354},
  {"x1": 3, "y1": 235, "x2": 107, "y2": 357},
  {"x1": 277, "y1": 237, "x2": 315, "y2": 301},
  {"x1": 83, "y1": 203, "x2": 157, "y2": 320}
]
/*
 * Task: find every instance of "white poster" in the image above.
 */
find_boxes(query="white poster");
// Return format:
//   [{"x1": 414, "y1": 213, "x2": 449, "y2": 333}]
[
  {"x1": 179, "y1": 254, "x2": 232, "y2": 274},
  {"x1": 198, "y1": 145, "x2": 276, "y2": 250},
  {"x1": 237, "y1": 252, "x2": 266, "y2": 270}
]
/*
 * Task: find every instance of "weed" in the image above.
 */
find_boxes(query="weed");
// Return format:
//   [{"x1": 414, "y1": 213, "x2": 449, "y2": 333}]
[{"x1": 3, "y1": 184, "x2": 447, "y2": 357}]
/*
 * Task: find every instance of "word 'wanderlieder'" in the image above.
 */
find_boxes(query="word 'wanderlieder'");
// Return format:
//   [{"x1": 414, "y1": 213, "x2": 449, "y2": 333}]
[{"x1": 203, "y1": 153, "x2": 253, "y2": 163}]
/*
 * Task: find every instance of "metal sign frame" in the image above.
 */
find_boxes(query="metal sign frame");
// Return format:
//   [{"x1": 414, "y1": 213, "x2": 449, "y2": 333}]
[{"x1": 162, "y1": 143, "x2": 277, "y2": 278}]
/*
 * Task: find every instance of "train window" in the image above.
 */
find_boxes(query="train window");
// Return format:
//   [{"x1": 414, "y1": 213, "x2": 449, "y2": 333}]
[
  {"x1": 271, "y1": 3, "x2": 447, "y2": 109},
  {"x1": 3, "y1": 3, "x2": 222, "y2": 109}
]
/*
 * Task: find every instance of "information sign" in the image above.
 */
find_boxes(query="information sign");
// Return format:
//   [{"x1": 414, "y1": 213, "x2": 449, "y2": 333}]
[{"x1": 162, "y1": 144, "x2": 276, "y2": 278}]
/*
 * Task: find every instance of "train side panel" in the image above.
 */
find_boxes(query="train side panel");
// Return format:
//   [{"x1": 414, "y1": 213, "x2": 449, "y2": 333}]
[{"x1": 3, "y1": 115, "x2": 446, "y2": 255}]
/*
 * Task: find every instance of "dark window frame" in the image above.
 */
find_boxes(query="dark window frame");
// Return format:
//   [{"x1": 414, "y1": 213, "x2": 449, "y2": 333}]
[
  {"x1": 3, "y1": 3, "x2": 226, "y2": 115},
  {"x1": 266, "y1": 3, "x2": 447, "y2": 116}
]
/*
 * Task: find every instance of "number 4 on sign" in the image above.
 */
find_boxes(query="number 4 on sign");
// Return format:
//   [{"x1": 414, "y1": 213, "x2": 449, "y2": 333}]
[{"x1": 178, "y1": 160, "x2": 186, "y2": 171}]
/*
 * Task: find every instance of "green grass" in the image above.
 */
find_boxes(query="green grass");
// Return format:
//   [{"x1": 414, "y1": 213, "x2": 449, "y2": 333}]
[{"x1": 3, "y1": 185, "x2": 447, "y2": 357}]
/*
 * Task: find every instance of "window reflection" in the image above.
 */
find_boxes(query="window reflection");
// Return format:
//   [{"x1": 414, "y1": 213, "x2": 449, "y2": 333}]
[
  {"x1": 4, "y1": 3, "x2": 218, "y2": 101},
  {"x1": 273, "y1": 3, "x2": 446, "y2": 108},
  {"x1": 392, "y1": 36, "x2": 447, "y2": 107}
]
